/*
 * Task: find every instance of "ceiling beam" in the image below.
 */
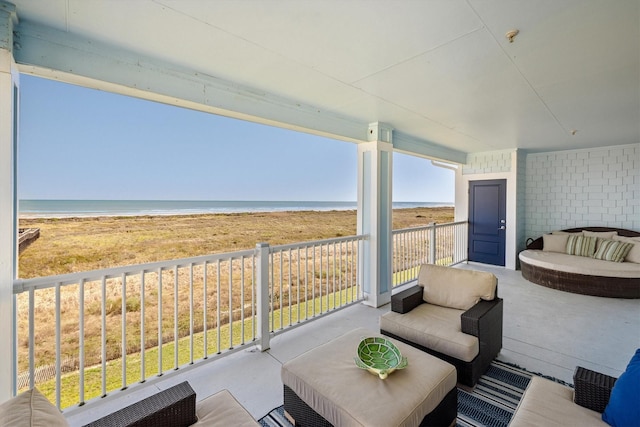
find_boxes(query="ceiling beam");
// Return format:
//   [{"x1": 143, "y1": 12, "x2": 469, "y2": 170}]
[{"x1": 13, "y1": 20, "x2": 468, "y2": 163}]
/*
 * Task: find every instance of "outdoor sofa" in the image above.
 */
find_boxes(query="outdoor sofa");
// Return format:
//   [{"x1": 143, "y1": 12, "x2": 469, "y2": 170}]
[
  {"x1": 380, "y1": 264, "x2": 503, "y2": 387},
  {"x1": 519, "y1": 227, "x2": 640, "y2": 298},
  {"x1": 0, "y1": 381, "x2": 259, "y2": 427},
  {"x1": 509, "y1": 349, "x2": 640, "y2": 427}
]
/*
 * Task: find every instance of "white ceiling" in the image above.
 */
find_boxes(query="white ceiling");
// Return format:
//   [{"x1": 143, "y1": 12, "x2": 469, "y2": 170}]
[{"x1": 7, "y1": 0, "x2": 640, "y2": 157}]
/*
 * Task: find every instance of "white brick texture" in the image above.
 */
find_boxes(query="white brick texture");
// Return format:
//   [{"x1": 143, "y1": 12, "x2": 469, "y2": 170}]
[
  {"x1": 525, "y1": 144, "x2": 639, "y2": 240},
  {"x1": 463, "y1": 151, "x2": 512, "y2": 174}
]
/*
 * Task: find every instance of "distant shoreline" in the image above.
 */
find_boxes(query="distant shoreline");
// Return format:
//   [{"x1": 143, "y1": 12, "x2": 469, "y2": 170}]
[{"x1": 19, "y1": 199, "x2": 454, "y2": 219}]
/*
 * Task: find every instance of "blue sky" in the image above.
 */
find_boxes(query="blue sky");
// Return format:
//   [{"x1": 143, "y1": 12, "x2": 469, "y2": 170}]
[{"x1": 18, "y1": 75, "x2": 454, "y2": 202}]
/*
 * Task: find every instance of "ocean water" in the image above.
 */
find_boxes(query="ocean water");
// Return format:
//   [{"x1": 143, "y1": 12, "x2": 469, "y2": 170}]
[{"x1": 19, "y1": 200, "x2": 453, "y2": 218}]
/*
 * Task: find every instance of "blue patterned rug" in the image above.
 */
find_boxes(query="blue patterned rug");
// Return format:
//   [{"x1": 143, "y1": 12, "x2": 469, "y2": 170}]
[{"x1": 259, "y1": 360, "x2": 568, "y2": 427}]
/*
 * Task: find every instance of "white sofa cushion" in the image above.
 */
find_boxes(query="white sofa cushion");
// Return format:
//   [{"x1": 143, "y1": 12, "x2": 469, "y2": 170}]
[
  {"x1": 509, "y1": 376, "x2": 604, "y2": 427},
  {"x1": 519, "y1": 250, "x2": 640, "y2": 278},
  {"x1": 582, "y1": 230, "x2": 618, "y2": 239},
  {"x1": 194, "y1": 389, "x2": 259, "y2": 426},
  {"x1": 380, "y1": 304, "x2": 479, "y2": 362},
  {"x1": 542, "y1": 234, "x2": 569, "y2": 253},
  {"x1": 0, "y1": 388, "x2": 69, "y2": 427},
  {"x1": 419, "y1": 264, "x2": 496, "y2": 310}
]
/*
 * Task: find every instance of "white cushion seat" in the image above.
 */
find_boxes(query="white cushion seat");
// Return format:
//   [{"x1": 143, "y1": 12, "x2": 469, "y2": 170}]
[
  {"x1": 281, "y1": 327, "x2": 457, "y2": 427},
  {"x1": 380, "y1": 304, "x2": 478, "y2": 362},
  {"x1": 194, "y1": 389, "x2": 259, "y2": 426},
  {"x1": 509, "y1": 376, "x2": 605, "y2": 427}
]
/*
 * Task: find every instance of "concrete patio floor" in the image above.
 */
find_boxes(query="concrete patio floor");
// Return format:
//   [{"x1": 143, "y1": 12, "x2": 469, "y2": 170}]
[{"x1": 65, "y1": 264, "x2": 640, "y2": 426}]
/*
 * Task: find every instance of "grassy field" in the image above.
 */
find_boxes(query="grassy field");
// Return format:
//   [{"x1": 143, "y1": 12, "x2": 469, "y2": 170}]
[
  {"x1": 18, "y1": 207, "x2": 453, "y2": 278},
  {"x1": 16, "y1": 207, "x2": 454, "y2": 405},
  {"x1": 36, "y1": 288, "x2": 356, "y2": 408}
]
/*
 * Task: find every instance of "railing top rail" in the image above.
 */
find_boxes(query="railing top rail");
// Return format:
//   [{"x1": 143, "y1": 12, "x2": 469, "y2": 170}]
[
  {"x1": 433, "y1": 220, "x2": 467, "y2": 229},
  {"x1": 13, "y1": 233, "x2": 370, "y2": 293},
  {"x1": 13, "y1": 248, "x2": 255, "y2": 294},
  {"x1": 391, "y1": 221, "x2": 467, "y2": 235},
  {"x1": 269, "y1": 234, "x2": 367, "y2": 252}
]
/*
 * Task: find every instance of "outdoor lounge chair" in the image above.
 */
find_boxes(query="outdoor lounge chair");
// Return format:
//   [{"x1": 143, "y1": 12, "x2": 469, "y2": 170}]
[{"x1": 380, "y1": 264, "x2": 503, "y2": 387}]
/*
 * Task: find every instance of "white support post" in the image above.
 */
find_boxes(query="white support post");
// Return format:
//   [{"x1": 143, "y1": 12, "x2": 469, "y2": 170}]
[
  {"x1": 255, "y1": 243, "x2": 270, "y2": 351},
  {"x1": 0, "y1": 1, "x2": 18, "y2": 402},
  {"x1": 429, "y1": 223, "x2": 437, "y2": 264},
  {"x1": 357, "y1": 123, "x2": 393, "y2": 308}
]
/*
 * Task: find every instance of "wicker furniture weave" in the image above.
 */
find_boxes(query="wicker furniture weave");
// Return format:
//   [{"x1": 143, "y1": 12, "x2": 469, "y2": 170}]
[
  {"x1": 521, "y1": 227, "x2": 640, "y2": 298},
  {"x1": 573, "y1": 367, "x2": 617, "y2": 413},
  {"x1": 381, "y1": 276, "x2": 503, "y2": 387},
  {"x1": 83, "y1": 381, "x2": 197, "y2": 427}
]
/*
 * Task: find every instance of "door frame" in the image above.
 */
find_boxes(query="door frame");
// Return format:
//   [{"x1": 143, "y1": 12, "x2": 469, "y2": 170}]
[
  {"x1": 468, "y1": 179, "x2": 507, "y2": 266},
  {"x1": 454, "y1": 169, "x2": 517, "y2": 270}
]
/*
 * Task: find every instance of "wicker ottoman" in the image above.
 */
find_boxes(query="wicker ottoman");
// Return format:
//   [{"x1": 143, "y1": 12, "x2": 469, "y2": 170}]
[{"x1": 281, "y1": 328, "x2": 457, "y2": 427}]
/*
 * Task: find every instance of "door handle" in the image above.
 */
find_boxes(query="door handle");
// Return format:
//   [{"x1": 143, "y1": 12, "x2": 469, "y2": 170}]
[{"x1": 498, "y1": 226, "x2": 506, "y2": 230}]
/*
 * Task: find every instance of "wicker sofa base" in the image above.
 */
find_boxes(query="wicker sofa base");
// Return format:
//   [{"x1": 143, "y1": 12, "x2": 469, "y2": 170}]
[
  {"x1": 520, "y1": 260, "x2": 640, "y2": 299},
  {"x1": 521, "y1": 227, "x2": 640, "y2": 299},
  {"x1": 283, "y1": 384, "x2": 457, "y2": 427}
]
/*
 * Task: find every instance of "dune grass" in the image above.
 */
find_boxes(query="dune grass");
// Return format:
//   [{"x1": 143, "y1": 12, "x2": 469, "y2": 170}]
[
  {"x1": 16, "y1": 207, "x2": 454, "y2": 407},
  {"x1": 34, "y1": 288, "x2": 357, "y2": 409}
]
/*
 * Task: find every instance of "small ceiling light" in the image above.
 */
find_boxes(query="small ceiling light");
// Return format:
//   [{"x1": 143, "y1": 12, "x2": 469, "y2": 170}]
[
  {"x1": 571, "y1": 129, "x2": 578, "y2": 136},
  {"x1": 505, "y1": 29, "x2": 519, "y2": 43}
]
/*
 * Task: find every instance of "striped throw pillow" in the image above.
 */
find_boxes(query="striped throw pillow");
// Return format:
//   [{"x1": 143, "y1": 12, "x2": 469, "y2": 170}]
[
  {"x1": 565, "y1": 235, "x2": 597, "y2": 257},
  {"x1": 592, "y1": 239, "x2": 635, "y2": 262}
]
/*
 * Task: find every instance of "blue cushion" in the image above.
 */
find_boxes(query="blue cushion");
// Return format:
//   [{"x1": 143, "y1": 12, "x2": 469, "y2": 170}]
[{"x1": 602, "y1": 349, "x2": 640, "y2": 426}]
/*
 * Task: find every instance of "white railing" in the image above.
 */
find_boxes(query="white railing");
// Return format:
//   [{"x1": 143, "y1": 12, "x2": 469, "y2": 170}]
[
  {"x1": 392, "y1": 221, "x2": 468, "y2": 287},
  {"x1": 267, "y1": 236, "x2": 362, "y2": 334},
  {"x1": 12, "y1": 234, "x2": 365, "y2": 410}
]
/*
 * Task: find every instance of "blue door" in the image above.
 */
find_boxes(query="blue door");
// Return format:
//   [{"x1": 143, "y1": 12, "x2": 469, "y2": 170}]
[{"x1": 468, "y1": 180, "x2": 506, "y2": 266}]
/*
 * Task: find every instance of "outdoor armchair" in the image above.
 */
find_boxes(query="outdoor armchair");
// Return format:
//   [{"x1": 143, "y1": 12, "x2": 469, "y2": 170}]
[
  {"x1": 380, "y1": 264, "x2": 503, "y2": 387},
  {"x1": 511, "y1": 348, "x2": 640, "y2": 427},
  {"x1": 0, "y1": 381, "x2": 259, "y2": 427}
]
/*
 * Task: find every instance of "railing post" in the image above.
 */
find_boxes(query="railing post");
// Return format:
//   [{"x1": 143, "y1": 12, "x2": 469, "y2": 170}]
[
  {"x1": 256, "y1": 243, "x2": 270, "y2": 351},
  {"x1": 429, "y1": 223, "x2": 437, "y2": 264}
]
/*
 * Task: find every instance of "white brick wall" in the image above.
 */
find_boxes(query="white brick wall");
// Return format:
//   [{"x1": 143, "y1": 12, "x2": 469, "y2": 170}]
[
  {"x1": 463, "y1": 151, "x2": 512, "y2": 174},
  {"x1": 525, "y1": 144, "x2": 639, "y2": 240}
]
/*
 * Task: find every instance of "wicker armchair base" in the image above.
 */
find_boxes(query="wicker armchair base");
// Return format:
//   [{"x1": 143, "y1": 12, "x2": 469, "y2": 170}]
[
  {"x1": 283, "y1": 384, "x2": 457, "y2": 427},
  {"x1": 573, "y1": 367, "x2": 617, "y2": 413},
  {"x1": 83, "y1": 381, "x2": 197, "y2": 427}
]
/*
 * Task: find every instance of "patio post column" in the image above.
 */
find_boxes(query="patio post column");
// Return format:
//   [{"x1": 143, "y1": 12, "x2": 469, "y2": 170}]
[
  {"x1": 357, "y1": 122, "x2": 393, "y2": 308},
  {"x1": 0, "y1": 1, "x2": 18, "y2": 401},
  {"x1": 255, "y1": 242, "x2": 270, "y2": 351}
]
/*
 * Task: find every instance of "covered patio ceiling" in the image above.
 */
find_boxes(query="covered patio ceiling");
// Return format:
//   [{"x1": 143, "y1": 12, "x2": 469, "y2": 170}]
[{"x1": 7, "y1": 0, "x2": 640, "y2": 159}]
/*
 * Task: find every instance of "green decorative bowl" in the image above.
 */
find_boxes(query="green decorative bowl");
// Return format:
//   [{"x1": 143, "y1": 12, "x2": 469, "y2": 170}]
[{"x1": 354, "y1": 337, "x2": 408, "y2": 379}]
